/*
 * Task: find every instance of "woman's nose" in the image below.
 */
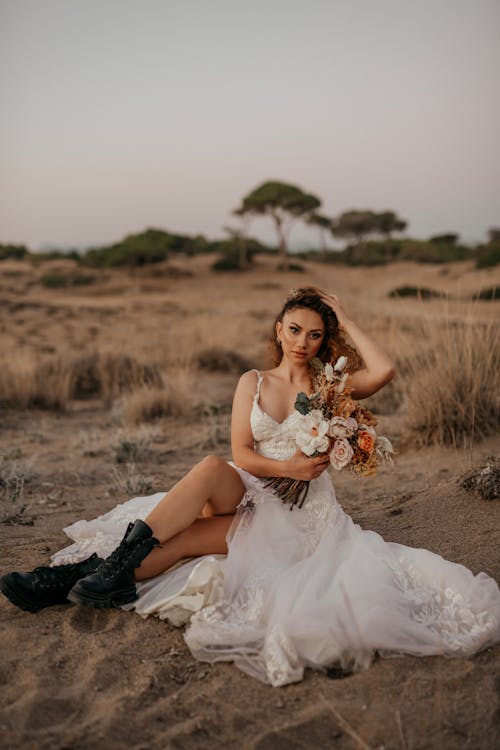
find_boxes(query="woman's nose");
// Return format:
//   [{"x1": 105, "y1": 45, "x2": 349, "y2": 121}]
[{"x1": 298, "y1": 333, "x2": 308, "y2": 349}]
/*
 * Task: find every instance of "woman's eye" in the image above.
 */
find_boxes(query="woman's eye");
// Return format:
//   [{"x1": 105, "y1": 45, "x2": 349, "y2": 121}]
[
  {"x1": 310, "y1": 333, "x2": 321, "y2": 340},
  {"x1": 289, "y1": 326, "x2": 299, "y2": 333}
]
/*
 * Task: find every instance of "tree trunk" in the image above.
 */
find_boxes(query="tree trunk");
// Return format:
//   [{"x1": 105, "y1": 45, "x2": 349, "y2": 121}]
[{"x1": 274, "y1": 215, "x2": 288, "y2": 270}]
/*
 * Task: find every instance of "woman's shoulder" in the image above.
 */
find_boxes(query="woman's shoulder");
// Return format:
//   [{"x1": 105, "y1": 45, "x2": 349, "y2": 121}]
[{"x1": 238, "y1": 367, "x2": 278, "y2": 384}]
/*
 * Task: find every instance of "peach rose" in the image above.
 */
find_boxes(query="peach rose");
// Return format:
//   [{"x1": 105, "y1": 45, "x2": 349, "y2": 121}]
[
  {"x1": 330, "y1": 438, "x2": 354, "y2": 471},
  {"x1": 358, "y1": 430, "x2": 375, "y2": 454}
]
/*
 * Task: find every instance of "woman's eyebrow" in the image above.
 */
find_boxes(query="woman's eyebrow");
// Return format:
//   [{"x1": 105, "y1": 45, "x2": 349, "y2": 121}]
[{"x1": 289, "y1": 321, "x2": 323, "y2": 333}]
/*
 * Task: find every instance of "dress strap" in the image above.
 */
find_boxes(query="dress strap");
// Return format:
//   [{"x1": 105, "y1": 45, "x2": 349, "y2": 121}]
[{"x1": 251, "y1": 369, "x2": 263, "y2": 402}]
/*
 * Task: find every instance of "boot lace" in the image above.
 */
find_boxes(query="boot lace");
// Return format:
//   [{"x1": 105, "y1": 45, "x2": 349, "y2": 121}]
[
  {"x1": 32, "y1": 563, "x2": 85, "y2": 591},
  {"x1": 98, "y1": 538, "x2": 154, "y2": 581}
]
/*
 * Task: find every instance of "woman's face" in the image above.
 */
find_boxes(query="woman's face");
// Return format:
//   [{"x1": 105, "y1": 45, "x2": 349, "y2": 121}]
[{"x1": 276, "y1": 307, "x2": 325, "y2": 364}]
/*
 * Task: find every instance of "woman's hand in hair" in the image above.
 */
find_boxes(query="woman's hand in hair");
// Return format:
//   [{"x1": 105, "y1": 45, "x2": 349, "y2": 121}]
[
  {"x1": 283, "y1": 450, "x2": 331, "y2": 481},
  {"x1": 319, "y1": 292, "x2": 352, "y2": 332}
]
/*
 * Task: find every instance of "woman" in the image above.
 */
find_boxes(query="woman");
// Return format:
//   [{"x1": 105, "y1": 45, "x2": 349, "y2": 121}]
[{"x1": 2, "y1": 287, "x2": 500, "y2": 687}]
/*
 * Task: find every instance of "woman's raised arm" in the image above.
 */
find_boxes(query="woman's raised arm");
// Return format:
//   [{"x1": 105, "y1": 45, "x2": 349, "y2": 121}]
[{"x1": 319, "y1": 292, "x2": 396, "y2": 400}]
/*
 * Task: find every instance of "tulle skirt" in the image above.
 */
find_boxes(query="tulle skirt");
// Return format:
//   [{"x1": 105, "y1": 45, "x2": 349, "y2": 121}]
[{"x1": 52, "y1": 463, "x2": 500, "y2": 687}]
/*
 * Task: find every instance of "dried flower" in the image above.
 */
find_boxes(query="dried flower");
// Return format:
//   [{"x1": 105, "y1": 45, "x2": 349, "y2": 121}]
[{"x1": 334, "y1": 355, "x2": 347, "y2": 372}]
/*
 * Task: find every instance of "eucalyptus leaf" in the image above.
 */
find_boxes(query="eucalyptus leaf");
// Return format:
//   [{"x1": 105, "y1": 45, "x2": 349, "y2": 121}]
[{"x1": 295, "y1": 392, "x2": 311, "y2": 415}]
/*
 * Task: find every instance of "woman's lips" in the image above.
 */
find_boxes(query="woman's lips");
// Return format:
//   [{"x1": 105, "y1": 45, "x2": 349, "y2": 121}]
[{"x1": 292, "y1": 351, "x2": 307, "y2": 357}]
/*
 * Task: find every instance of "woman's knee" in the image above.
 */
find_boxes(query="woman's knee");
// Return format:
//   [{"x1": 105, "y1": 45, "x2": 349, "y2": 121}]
[{"x1": 194, "y1": 454, "x2": 227, "y2": 477}]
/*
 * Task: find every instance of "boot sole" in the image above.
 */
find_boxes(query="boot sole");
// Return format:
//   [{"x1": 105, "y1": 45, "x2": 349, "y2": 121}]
[
  {"x1": 67, "y1": 585, "x2": 138, "y2": 609},
  {"x1": 0, "y1": 574, "x2": 62, "y2": 613}
]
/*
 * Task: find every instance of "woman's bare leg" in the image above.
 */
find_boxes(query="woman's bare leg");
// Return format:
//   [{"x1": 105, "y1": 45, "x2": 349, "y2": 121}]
[
  {"x1": 144, "y1": 455, "x2": 245, "y2": 543},
  {"x1": 135, "y1": 515, "x2": 234, "y2": 581}
]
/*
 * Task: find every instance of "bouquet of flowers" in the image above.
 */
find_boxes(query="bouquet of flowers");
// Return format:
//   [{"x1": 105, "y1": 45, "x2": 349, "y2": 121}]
[{"x1": 264, "y1": 356, "x2": 395, "y2": 509}]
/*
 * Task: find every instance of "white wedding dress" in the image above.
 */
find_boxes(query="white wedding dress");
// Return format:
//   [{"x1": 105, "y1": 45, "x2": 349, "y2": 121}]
[{"x1": 51, "y1": 370, "x2": 500, "y2": 686}]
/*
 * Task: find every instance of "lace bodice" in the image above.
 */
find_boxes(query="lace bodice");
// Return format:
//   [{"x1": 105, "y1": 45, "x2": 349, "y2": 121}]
[
  {"x1": 235, "y1": 370, "x2": 340, "y2": 549},
  {"x1": 250, "y1": 369, "x2": 305, "y2": 461}
]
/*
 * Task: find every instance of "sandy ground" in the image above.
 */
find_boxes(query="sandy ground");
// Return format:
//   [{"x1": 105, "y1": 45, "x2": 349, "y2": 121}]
[{"x1": 1, "y1": 255, "x2": 499, "y2": 749}]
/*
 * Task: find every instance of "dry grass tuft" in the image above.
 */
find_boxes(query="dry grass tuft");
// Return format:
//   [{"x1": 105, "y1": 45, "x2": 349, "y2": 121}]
[
  {"x1": 0, "y1": 351, "x2": 163, "y2": 410},
  {"x1": 120, "y1": 370, "x2": 195, "y2": 426},
  {"x1": 109, "y1": 464, "x2": 154, "y2": 496},
  {"x1": 459, "y1": 456, "x2": 500, "y2": 500},
  {"x1": 403, "y1": 315, "x2": 499, "y2": 448},
  {"x1": 70, "y1": 352, "x2": 163, "y2": 402},
  {"x1": 0, "y1": 452, "x2": 38, "y2": 524},
  {"x1": 0, "y1": 355, "x2": 73, "y2": 410}
]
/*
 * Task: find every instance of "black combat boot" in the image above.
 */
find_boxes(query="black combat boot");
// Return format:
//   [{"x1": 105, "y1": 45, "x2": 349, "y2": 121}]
[
  {"x1": 67, "y1": 519, "x2": 160, "y2": 609},
  {"x1": 0, "y1": 552, "x2": 104, "y2": 613}
]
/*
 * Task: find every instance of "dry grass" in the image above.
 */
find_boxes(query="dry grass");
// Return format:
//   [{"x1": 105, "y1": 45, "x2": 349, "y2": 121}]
[
  {"x1": 109, "y1": 463, "x2": 154, "y2": 496},
  {"x1": 0, "y1": 450, "x2": 38, "y2": 524},
  {"x1": 0, "y1": 351, "x2": 163, "y2": 410},
  {"x1": 0, "y1": 354, "x2": 73, "y2": 410},
  {"x1": 118, "y1": 368, "x2": 196, "y2": 426},
  {"x1": 1, "y1": 257, "x2": 499, "y2": 451},
  {"x1": 196, "y1": 347, "x2": 252, "y2": 374},
  {"x1": 402, "y1": 311, "x2": 499, "y2": 448}
]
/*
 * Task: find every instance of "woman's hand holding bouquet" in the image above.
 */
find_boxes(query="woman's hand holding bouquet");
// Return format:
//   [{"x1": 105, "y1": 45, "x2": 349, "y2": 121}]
[{"x1": 264, "y1": 356, "x2": 395, "y2": 509}]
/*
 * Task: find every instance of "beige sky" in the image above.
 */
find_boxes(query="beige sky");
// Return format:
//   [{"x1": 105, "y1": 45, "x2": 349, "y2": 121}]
[{"x1": 1, "y1": 0, "x2": 499, "y2": 250}]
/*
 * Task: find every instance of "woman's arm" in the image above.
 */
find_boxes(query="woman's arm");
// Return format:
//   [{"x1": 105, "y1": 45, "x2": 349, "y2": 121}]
[
  {"x1": 231, "y1": 371, "x2": 330, "y2": 480},
  {"x1": 319, "y1": 292, "x2": 396, "y2": 400}
]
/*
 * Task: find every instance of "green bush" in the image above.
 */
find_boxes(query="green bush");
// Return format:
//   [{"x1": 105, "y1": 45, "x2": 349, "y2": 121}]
[
  {"x1": 40, "y1": 272, "x2": 96, "y2": 288},
  {"x1": 313, "y1": 239, "x2": 474, "y2": 266},
  {"x1": 0, "y1": 244, "x2": 28, "y2": 261},
  {"x1": 30, "y1": 249, "x2": 81, "y2": 264},
  {"x1": 81, "y1": 228, "x2": 207, "y2": 268},
  {"x1": 211, "y1": 238, "x2": 264, "y2": 271},
  {"x1": 473, "y1": 241, "x2": 500, "y2": 269}
]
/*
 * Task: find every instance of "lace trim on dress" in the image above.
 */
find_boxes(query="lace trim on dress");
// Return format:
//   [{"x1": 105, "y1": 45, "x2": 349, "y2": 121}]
[{"x1": 385, "y1": 555, "x2": 497, "y2": 653}]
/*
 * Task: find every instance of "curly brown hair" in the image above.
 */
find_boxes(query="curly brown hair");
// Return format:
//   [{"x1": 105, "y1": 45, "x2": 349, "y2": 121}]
[{"x1": 269, "y1": 286, "x2": 364, "y2": 373}]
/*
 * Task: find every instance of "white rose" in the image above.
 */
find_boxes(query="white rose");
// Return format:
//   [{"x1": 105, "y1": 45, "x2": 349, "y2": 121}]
[
  {"x1": 295, "y1": 409, "x2": 330, "y2": 456},
  {"x1": 330, "y1": 438, "x2": 354, "y2": 470},
  {"x1": 324, "y1": 362, "x2": 334, "y2": 382}
]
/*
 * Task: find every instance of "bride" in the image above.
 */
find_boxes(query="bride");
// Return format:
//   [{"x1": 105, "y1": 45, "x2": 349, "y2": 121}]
[{"x1": 2, "y1": 286, "x2": 500, "y2": 687}]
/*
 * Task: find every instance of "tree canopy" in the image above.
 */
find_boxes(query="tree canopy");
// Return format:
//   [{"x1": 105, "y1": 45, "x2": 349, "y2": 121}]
[{"x1": 236, "y1": 180, "x2": 321, "y2": 266}]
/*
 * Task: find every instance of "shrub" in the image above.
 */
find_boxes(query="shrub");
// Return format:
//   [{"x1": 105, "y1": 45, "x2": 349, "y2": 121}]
[
  {"x1": 0, "y1": 244, "x2": 29, "y2": 261},
  {"x1": 473, "y1": 241, "x2": 500, "y2": 269},
  {"x1": 120, "y1": 371, "x2": 195, "y2": 425},
  {"x1": 471, "y1": 286, "x2": 500, "y2": 301},
  {"x1": 112, "y1": 433, "x2": 153, "y2": 463},
  {"x1": 70, "y1": 353, "x2": 163, "y2": 402},
  {"x1": 388, "y1": 286, "x2": 447, "y2": 299},
  {"x1": 196, "y1": 347, "x2": 252, "y2": 374},
  {"x1": 40, "y1": 271, "x2": 96, "y2": 288},
  {"x1": 0, "y1": 454, "x2": 38, "y2": 524},
  {"x1": 459, "y1": 456, "x2": 499, "y2": 500},
  {"x1": 110, "y1": 464, "x2": 154, "y2": 495},
  {"x1": 211, "y1": 238, "x2": 266, "y2": 271},
  {"x1": 81, "y1": 228, "x2": 203, "y2": 268},
  {"x1": 276, "y1": 261, "x2": 305, "y2": 272}
]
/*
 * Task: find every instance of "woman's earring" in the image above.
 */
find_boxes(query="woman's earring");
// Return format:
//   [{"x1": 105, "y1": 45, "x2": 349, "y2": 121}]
[{"x1": 276, "y1": 336, "x2": 281, "y2": 346}]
